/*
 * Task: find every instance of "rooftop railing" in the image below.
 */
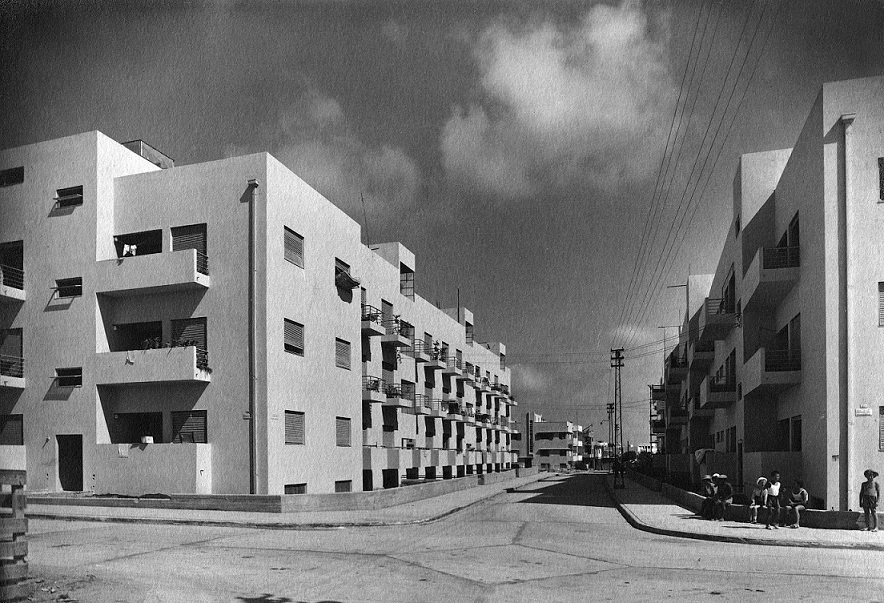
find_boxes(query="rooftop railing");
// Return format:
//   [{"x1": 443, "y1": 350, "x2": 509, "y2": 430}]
[
  {"x1": 762, "y1": 246, "x2": 800, "y2": 270},
  {"x1": 0, "y1": 265, "x2": 24, "y2": 290}
]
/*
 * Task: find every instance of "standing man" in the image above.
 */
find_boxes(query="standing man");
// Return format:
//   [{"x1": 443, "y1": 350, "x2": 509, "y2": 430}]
[{"x1": 765, "y1": 470, "x2": 783, "y2": 529}]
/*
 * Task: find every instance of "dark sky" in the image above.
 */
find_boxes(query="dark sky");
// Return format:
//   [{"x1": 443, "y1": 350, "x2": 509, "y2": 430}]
[{"x1": 3, "y1": 0, "x2": 883, "y2": 445}]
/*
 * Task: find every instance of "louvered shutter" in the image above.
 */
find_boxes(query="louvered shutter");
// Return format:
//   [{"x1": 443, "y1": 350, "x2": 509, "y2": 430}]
[
  {"x1": 284, "y1": 227, "x2": 304, "y2": 267},
  {"x1": 172, "y1": 318, "x2": 207, "y2": 349},
  {"x1": 335, "y1": 338, "x2": 350, "y2": 369},
  {"x1": 284, "y1": 320, "x2": 304, "y2": 355},
  {"x1": 171, "y1": 224, "x2": 207, "y2": 254},
  {"x1": 285, "y1": 411, "x2": 305, "y2": 445},
  {"x1": 172, "y1": 410, "x2": 207, "y2": 443},
  {"x1": 336, "y1": 417, "x2": 351, "y2": 447},
  {"x1": 0, "y1": 414, "x2": 23, "y2": 445},
  {"x1": 879, "y1": 283, "x2": 884, "y2": 326}
]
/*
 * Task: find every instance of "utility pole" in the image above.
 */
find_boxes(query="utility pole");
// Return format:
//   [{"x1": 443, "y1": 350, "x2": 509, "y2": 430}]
[
  {"x1": 611, "y1": 348, "x2": 624, "y2": 457},
  {"x1": 606, "y1": 402, "x2": 614, "y2": 451}
]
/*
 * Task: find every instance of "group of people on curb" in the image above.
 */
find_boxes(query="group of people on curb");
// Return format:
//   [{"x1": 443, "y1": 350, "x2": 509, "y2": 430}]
[{"x1": 699, "y1": 468, "x2": 880, "y2": 531}]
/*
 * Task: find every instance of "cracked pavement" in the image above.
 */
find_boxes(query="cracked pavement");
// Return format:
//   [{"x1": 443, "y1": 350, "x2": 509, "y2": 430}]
[{"x1": 21, "y1": 474, "x2": 884, "y2": 602}]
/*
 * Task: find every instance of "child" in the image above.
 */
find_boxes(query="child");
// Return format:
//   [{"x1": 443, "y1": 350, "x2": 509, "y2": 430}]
[
  {"x1": 749, "y1": 477, "x2": 767, "y2": 524},
  {"x1": 860, "y1": 469, "x2": 880, "y2": 532},
  {"x1": 765, "y1": 470, "x2": 782, "y2": 530},
  {"x1": 784, "y1": 480, "x2": 809, "y2": 528}
]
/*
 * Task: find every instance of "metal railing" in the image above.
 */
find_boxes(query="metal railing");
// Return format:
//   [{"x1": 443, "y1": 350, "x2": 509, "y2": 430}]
[
  {"x1": 0, "y1": 354, "x2": 24, "y2": 378},
  {"x1": 0, "y1": 264, "x2": 24, "y2": 290},
  {"x1": 446, "y1": 402, "x2": 462, "y2": 415},
  {"x1": 414, "y1": 393, "x2": 431, "y2": 410},
  {"x1": 361, "y1": 304, "x2": 382, "y2": 324},
  {"x1": 764, "y1": 348, "x2": 801, "y2": 372},
  {"x1": 705, "y1": 297, "x2": 736, "y2": 316},
  {"x1": 463, "y1": 362, "x2": 474, "y2": 377},
  {"x1": 195, "y1": 347, "x2": 209, "y2": 370},
  {"x1": 669, "y1": 351, "x2": 688, "y2": 369},
  {"x1": 762, "y1": 246, "x2": 800, "y2": 270},
  {"x1": 446, "y1": 356, "x2": 462, "y2": 371},
  {"x1": 195, "y1": 251, "x2": 209, "y2": 276},
  {"x1": 383, "y1": 318, "x2": 414, "y2": 340},
  {"x1": 362, "y1": 375, "x2": 386, "y2": 392}
]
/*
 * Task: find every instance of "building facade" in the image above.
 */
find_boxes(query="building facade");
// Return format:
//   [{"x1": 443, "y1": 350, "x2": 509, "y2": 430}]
[
  {"x1": 652, "y1": 76, "x2": 884, "y2": 510},
  {"x1": 0, "y1": 131, "x2": 518, "y2": 496},
  {"x1": 532, "y1": 419, "x2": 583, "y2": 471}
]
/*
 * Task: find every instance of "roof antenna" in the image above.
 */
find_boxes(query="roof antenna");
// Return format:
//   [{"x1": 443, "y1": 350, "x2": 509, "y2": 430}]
[{"x1": 360, "y1": 192, "x2": 371, "y2": 246}]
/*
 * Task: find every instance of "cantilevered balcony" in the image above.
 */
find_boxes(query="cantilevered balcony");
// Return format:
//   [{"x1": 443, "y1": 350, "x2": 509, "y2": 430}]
[
  {"x1": 445, "y1": 401, "x2": 463, "y2": 421},
  {"x1": 690, "y1": 396, "x2": 714, "y2": 418},
  {"x1": 361, "y1": 305, "x2": 384, "y2": 336},
  {"x1": 425, "y1": 348, "x2": 447, "y2": 370},
  {"x1": 408, "y1": 339, "x2": 431, "y2": 362},
  {"x1": 412, "y1": 393, "x2": 432, "y2": 415},
  {"x1": 743, "y1": 246, "x2": 800, "y2": 312},
  {"x1": 688, "y1": 340, "x2": 715, "y2": 371},
  {"x1": 668, "y1": 406, "x2": 688, "y2": 426},
  {"x1": 95, "y1": 345, "x2": 211, "y2": 384},
  {"x1": 362, "y1": 375, "x2": 386, "y2": 403},
  {"x1": 381, "y1": 318, "x2": 414, "y2": 348},
  {"x1": 442, "y1": 356, "x2": 462, "y2": 376},
  {"x1": 0, "y1": 354, "x2": 25, "y2": 389},
  {"x1": 428, "y1": 397, "x2": 444, "y2": 418},
  {"x1": 95, "y1": 249, "x2": 209, "y2": 296},
  {"x1": 651, "y1": 419, "x2": 666, "y2": 434},
  {"x1": 383, "y1": 383, "x2": 414, "y2": 409},
  {"x1": 0, "y1": 265, "x2": 25, "y2": 303},
  {"x1": 460, "y1": 362, "x2": 476, "y2": 383},
  {"x1": 698, "y1": 298, "x2": 737, "y2": 343},
  {"x1": 743, "y1": 347, "x2": 801, "y2": 397},
  {"x1": 665, "y1": 348, "x2": 688, "y2": 384},
  {"x1": 650, "y1": 383, "x2": 666, "y2": 402},
  {"x1": 699, "y1": 374, "x2": 736, "y2": 410}
]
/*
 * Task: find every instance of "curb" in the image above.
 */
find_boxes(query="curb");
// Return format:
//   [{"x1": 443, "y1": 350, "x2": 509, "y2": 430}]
[
  {"x1": 603, "y1": 475, "x2": 884, "y2": 552},
  {"x1": 26, "y1": 473, "x2": 545, "y2": 531}
]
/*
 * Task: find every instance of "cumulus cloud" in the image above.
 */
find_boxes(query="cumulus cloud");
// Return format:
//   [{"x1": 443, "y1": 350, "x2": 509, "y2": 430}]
[{"x1": 442, "y1": 0, "x2": 673, "y2": 198}]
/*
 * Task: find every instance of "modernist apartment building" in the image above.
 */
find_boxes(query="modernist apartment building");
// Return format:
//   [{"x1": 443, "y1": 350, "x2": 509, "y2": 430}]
[
  {"x1": 0, "y1": 131, "x2": 518, "y2": 496},
  {"x1": 651, "y1": 76, "x2": 884, "y2": 510},
  {"x1": 515, "y1": 414, "x2": 583, "y2": 471}
]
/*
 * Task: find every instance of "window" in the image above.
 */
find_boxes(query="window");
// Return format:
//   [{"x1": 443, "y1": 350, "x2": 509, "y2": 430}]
[
  {"x1": 114, "y1": 230, "x2": 162, "y2": 258},
  {"x1": 334, "y1": 258, "x2": 359, "y2": 290},
  {"x1": 55, "y1": 277, "x2": 82, "y2": 298},
  {"x1": 171, "y1": 223, "x2": 208, "y2": 275},
  {"x1": 285, "y1": 483, "x2": 307, "y2": 494},
  {"x1": 879, "y1": 407, "x2": 884, "y2": 452},
  {"x1": 335, "y1": 338, "x2": 351, "y2": 370},
  {"x1": 171, "y1": 317, "x2": 208, "y2": 369},
  {"x1": 54, "y1": 185, "x2": 83, "y2": 207},
  {"x1": 0, "y1": 166, "x2": 24, "y2": 187},
  {"x1": 336, "y1": 417, "x2": 351, "y2": 447},
  {"x1": 400, "y1": 264, "x2": 414, "y2": 300},
  {"x1": 500, "y1": 353, "x2": 506, "y2": 371},
  {"x1": 55, "y1": 367, "x2": 82, "y2": 388},
  {"x1": 0, "y1": 328, "x2": 23, "y2": 378},
  {"x1": 284, "y1": 227, "x2": 304, "y2": 268},
  {"x1": 285, "y1": 411, "x2": 305, "y2": 445},
  {"x1": 284, "y1": 319, "x2": 304, "y2": 356},
  {"x1": 335, "y1": 480, "x2": 352, "y2": 493},
  {"x1": 879, "y1": 157, "x2": 884, "y2": 201},
  {"x1": 0, "y1": 414, "x2": 23, "y2": 445},
  {"x1": 171, "y1": 410, "x2": 207, "y2": 443},
  {"x1": 465, "y1": 322, "x2": 474, "y2": 345},
  {"x1": 878, "y1": 282, "x2": 884, "y2": 327}
]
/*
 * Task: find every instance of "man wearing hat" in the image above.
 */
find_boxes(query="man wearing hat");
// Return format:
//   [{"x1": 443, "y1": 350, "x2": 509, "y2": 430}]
[
  {"x1": 860, "y1": 469, "x2": 880, "y2": 532},
  {"x1": 713, "y1": 474, "x2": 733, "y2": 521},
  {"x1": 699, "y1": 475, "x2": 716, "y2": 520}
]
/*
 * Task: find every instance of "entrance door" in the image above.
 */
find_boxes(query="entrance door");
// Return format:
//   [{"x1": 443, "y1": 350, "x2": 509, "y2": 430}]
[{"x1": 57, "y1": 434, "x2": 83, "y2": 491}]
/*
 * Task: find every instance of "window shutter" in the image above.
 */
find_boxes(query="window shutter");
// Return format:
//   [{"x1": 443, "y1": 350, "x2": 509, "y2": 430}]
[
  {"x1": 335, "y1": 338, "x2": 350, "y2": 369},
  {"x1": 171, "y1": 317, "x2": 207, "y2": 349},
  {"x1": 336, "y1": 417, "x2": 351, "y2": 447},
  {"x1": 284, "y1": 320, "x2": 304, "y2": 355},
  {"x1": 284, "y1": 227, "x2": 304, "y2": 267},
  {"x1": 172, "y1": 410, "x2": 207, "y2": 443},
  {"x1": 879, "y1": 157, "x2": 884, "y2": 201},
  {"x1": 171, "y1": 224, "x2": 207, "y2": 255},
  {"x1": 0, "y1": 414, "x2": 23, "y2": 446},
  {"x1": 285, "y1": 411, "x2": 305, "y2": 445},
  {"x1": 879, "y1": 283, "x2": 884, "y2": 327}
]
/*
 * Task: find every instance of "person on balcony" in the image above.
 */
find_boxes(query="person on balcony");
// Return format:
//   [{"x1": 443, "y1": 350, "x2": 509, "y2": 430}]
[{"x1": 784, "y1": 480, "x2": 809, "y2": 528}]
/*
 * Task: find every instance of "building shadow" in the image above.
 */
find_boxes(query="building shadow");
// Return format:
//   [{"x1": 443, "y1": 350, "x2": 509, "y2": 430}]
[{"x1": 510, "y1": 473, "x2": 622, "y2": 509}]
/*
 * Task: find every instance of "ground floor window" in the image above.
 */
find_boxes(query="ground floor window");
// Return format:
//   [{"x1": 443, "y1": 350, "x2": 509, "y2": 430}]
[{"x1": 285, "y1": 483, "x2": 306, "y2": 494}]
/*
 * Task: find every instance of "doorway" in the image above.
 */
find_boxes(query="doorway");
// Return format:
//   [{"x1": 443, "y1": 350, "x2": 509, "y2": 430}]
[{"x1": 57, "y1": 434, "x2": 83, "y2": 491}]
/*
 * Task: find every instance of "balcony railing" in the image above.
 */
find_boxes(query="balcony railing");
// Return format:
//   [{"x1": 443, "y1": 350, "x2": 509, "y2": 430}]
[
  {"x1": 362, "y1": 375, "x2": 386, "y2": 392},
  {"x1": 764, "y1": 348, "x2": 801, "y2": 372},
  {"x1": 0, "y1": 265, "x2": 24, "y2": 290},
  {"x1": 706, "y1": 297, "x2": 736, "y2": 316},
  {"x1": 0, "y1": 354, "x2": 24, "y2": 378},
  {"x1": 413, "y1": 392, "x2": 431, "y2": 411},
  {"x1": 445, "y1": 356, "x2": 462, "y2": 371},
  {"x1": 361, "y1": 304, "x2": 382, "y2": 324},
  {"x1": 195, "y1": 251, "x2": 209, "y2": 276},
  {"x1": 386, "y1": 382, "x2": 416, "y2": 401},
  {"x1": 710, "y1": 375, "x2": 736, "y2": 393},
  {"x1": 383, "y1": 318, "x2": 414, "y2": 340},
  {"x1": 762, "y1": 246, "x2": 800, "y2": 270},
  {"x1": 195, "y1": 347, "x2": 209, "y2": 370}
]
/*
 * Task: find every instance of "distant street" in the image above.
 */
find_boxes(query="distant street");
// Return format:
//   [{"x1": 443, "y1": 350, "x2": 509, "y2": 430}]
[{"x1": 24, "y1": 474, "x2": 884, "y2": 602}]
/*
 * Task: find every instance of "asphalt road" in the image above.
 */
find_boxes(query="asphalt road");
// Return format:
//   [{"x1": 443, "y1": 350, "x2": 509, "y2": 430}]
[{"x1": 21, "y1": 474, "x2": 884, "y2": 602}]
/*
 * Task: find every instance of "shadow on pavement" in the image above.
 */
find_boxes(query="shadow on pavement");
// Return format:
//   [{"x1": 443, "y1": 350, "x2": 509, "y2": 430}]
[{"x1": 508, "y1": 473, "x2": 619, "y2": 508}]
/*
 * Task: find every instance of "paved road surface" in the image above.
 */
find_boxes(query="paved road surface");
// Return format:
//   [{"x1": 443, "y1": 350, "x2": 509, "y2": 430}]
[{"x1": 22, "y1": 474, "x2": 884, "y2": 602}]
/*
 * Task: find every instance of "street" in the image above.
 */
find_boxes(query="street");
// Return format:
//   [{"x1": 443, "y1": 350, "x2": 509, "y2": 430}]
[{"x1": 22, "y1": 474, "x2": 884, "y2": 602}]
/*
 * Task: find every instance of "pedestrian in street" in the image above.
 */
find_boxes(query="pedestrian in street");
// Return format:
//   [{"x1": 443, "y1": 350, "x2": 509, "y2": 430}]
[
  {"x1": 712, "y1": 474, "x2": 733, "y2": 521},
  {"x1": 699, "y1": 475, "x2": 716, "y2": 520},
  {"x1": 784, "y1": 479, "x2": 809, "y2": 528},
  {"x1": 765, "y1": 470, "x2": 783, "y2": 530},
  {"x1": 860, "y1": 469, "x2": 880, "y2": 532},
  {"x1": 748, "y1": 477, "x2": 768, "y2": 524}
]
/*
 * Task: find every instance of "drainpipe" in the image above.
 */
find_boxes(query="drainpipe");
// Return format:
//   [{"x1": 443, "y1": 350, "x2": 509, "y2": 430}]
[
  {"x1": 247, "y1": 179, "x2": 260, "y2": 495},
  {"x1": 840, "y1": 114, "x2": 855, "y2": 511}
]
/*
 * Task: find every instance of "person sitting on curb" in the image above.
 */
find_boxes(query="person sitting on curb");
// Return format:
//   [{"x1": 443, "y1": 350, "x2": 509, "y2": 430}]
[
  {"x1": 784, "y1": 479, "x2": 809, "y2": 528},
  {"x1": 699, "y1": 475, "x2": 716, "y2": 520},
  {"x1": 765, "y1": 470, "x2": 783, "y2": 530},
  {"x1": 860, "y1": 469, "x2": 880, "y2": 532},
  {"x1": 712, "y1": 474, "x2": 733, "y2": 521},
  {"x1": 748, "y1": 477, "x2": 768, "y2": 524}
]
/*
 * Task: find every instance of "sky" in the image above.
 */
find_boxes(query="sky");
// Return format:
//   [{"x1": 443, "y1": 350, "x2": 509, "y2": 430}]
[{"x1": 2, "y1": 0, "x2": 884, "y2": 447}]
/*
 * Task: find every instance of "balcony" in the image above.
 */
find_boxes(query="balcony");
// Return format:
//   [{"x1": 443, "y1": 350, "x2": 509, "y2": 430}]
[
  {"x1": 650, "y1": 384, "x2": 665, "y2": 402},
  {"x1": 464, "y1": 405, "x2": 476, "y2": 423},
  {"x1": 460, "y1": 363, "x2": 475, "y2": 383},
  {"x1": 743, "y1": 246, "x2": 800, "y2": 311},
  {"x1": 0, "y1": 265, "x2": 25, "y2": 302},
  {"x1": 408, "y1": 339, "x2": 431, "y2": 362},
  {"x1": 95, "y1": 249, "x2": 210, "y2": 296},
  {"x1": 362, "y1": 376, "x2": 386, "y2": 403},
  {"x1": 445, "y1": 402, "x2": 463, "y2": 421},
  {"x1": 699, "y1": 374, "x2": 736, "y2": 410},
  {"x1": 665, "y1": 348, "x2": 688, "y2": 384},
  {"x1": 412, "y1": 393, "x2": 432, "y2": 415},
  {"x1": 651, "y1": 419, "x2": 666, "y2": 434},
  {"x1": 688, "y1": 340, "x2": 715, "y2": 371},
  {"x1": 478, "y1": 377, "x2": 491, "y2": 392},
  {"x1": 698, "y1": 298, "x2": 737, "y2": 343},
  {"x1": 690, "y1": 396, "x2": 714, "y2": 418},
  {"x1": 668, "y1": 406, "x2": 688, "y2": 426},
  {"x1": 443, "y1": 356, "x2": 462, "y2": 376},
  {"x1": 743, "y1": 347, "x2": 801, "y2": 397},
  {"x1": 95, "y1": 346, "x2": 211, "y2": 384},
  {"x1": 425, "y1": 348, "x2": 447, "y2": 370},
  {"x1": 383, "y1": 383, "x2": 414, "y2": 409},
  {"x1": 0, "y1": 354, "x2": 25, "y2": 389},
  {"x1": 361, "y1": 305, "x2": 385, "y2": 336},
  {"x1": 428, "y1": 397, "x2": 444, "y2": 417},
  {"x1": 381, "y1": 318, "x2": 414, "y2": 348}
]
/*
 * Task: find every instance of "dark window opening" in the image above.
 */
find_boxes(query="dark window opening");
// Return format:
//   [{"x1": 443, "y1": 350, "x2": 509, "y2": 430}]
[
  {"x1": 55, "y1": 185, "x2": 83, "y2": 207},
  {"x1": 56, "y1": 367, "x2": 82, "y2": 388},
  {"x1": 0, "y1": 328, "x2": 23, "y2": 378},
  {"x1": 55, "y1": 277, "x2": 82, "y2": 298},
  {"x1": 113, "y1": 321, "x2": 162, "y2": 352},
  {"x1": 0, "y1": 241, "x2": 24, "y2": 290},
  {"x1": 465, "y1": 322, "x2": 474, "y2": 345},
  {"x1": 335, "y1": 480, "x2": 352, "y2": 493},
  {"x1": 114, "y1": 230, "x2": 162, "y2": 258},
  {"x1": 335, "y1": 338, "x2": 351, "y2": 370},
  {"x1": 285, "y1": 483, "x2": 307, "y2": 494},
  {"x1": 0, "y1": 414, "x2": 23, "y2": 445},
  {"x1": 0, "y1": 166, "x2": 24, "y2": 187},
  {"x1": 400, "y1": 264, "x2": 414, "y2": 300},
  {"x1": 111, "y1": 412, "x2": 163, "y2": 444}
]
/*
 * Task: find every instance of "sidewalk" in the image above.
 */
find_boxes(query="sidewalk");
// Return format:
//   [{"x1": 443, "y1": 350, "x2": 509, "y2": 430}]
[
  {"x1": 606, "y1": 474, "x2": 884, "y2": 551},
  {"x1": 25, "y1": 473, "x2": 545, "y2": 530}
]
